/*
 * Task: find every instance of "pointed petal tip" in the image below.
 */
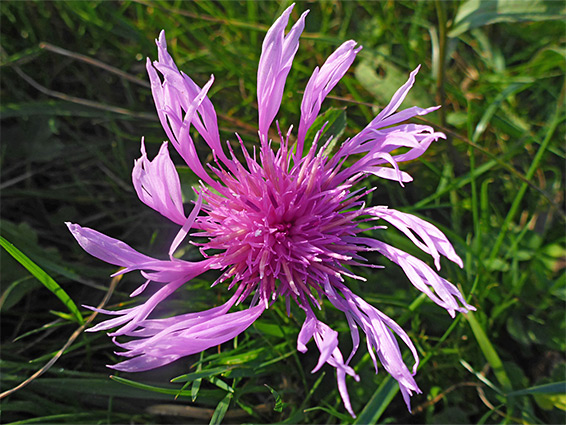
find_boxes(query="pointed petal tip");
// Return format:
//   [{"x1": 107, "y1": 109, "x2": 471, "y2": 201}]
[
  {"x1": 425, "y1": 105, "x2": 442, "y2": 114},
  {"x1": 310, "y1": 364, "x2": 323, "y2": 374},
  {"x1": 157, "y1": 30, "x2": 166, "y2": 45},
  {"x1": 66, "y1": 222, "x2": 83, "y2": 238},
  {"x1": 347, "y1": 407, "x2": 356, "y2": 418}
]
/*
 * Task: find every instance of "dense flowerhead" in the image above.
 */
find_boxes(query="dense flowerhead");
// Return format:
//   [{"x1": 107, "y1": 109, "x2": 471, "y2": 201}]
[
  {"x1": 195, "y1": 128, "x2": 367, "y2": 309},
  {"x1": 67, "y1": 4, "x2": 475, "y2": 417}
]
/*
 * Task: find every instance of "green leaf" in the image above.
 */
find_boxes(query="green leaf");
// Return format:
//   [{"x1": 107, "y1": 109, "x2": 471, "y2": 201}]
[
  {"x1": 13, "y1": 319, "x2": 66, "y2": 342},
  {"x1": 264, "y1": 384, "x2": 287, "y2": 412},
  {"x1": 465, "y1": 311, "x2": 513, "y2": 392},
  {"x1": 0, "y1": 45, "x2": 44, "y2": 66},
  {"x1": 26, "y1": 377, "x2": 200, "y2": 401},
  {"x1": 253, "y1": 321, "x2": 293, "y2": 338},
  {"x1": 449, "y1": 0, "x2": 566, "y2": 38},
  {"x1": 471, "y1": 83, "x2": 524, "y2": 143},
  {"x1": 534, "y1": 394, "x2": 566, "y2": 411},
  {"x1": 534, "y1": 393, "x2": 566, "y2": 411},
  {"x1": 110, "y1": 375, "x2": 193, "y2": 398},
  {"x1": 171, "y1": 367, "x2": 233, "y2": 383},
  {"x1": 507, "y1": 381, "x2": 566, "y2": 397},
  {"x1": 0, "y1": 236, "x2": 84, "y2": 324},
  {"x1": 460, "y1": 359, "x2": 504, "y2": 395},
  {"x1": 0, "y1": 276, "x2": 41, "y2": 312},
  {"x1": 303, "y1": 107, "x2": 347, "y2": 155},
  {"x1": 304, "y1": 405, "x2": 352, "y2": 422},
  {"x1": 353, "y1": 375, "x2": 398, "y2": 425},
  {"x1": 209, "y1": 392, "x2": 232, "y2": 425},
  {"x1": 191, "y1": 352, "x2": 205, "y2": 402},
  {"x1": 207, "y1": 376, "x2": 234, "y2": 393},
  {"x1": 191, "y1": 378, "x2": 202, "y2": 402}
]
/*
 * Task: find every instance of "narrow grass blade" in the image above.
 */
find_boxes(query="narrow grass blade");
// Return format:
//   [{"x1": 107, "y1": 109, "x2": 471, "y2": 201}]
[
  {"x1": 465, "y1": 311, "x2": 512, "y2": 392},
  {"x1": 264, "y1": 384, "x2": 287, "y2": 412},
  {"x1": 207, "y1": 376, "x2": 234, "y2": 393},
  {"x1": 353, "y1": 375, "x2": 398, "y2": 425},
  {"x1": 507, "y1": 382, "x2": 566, "y2": 397},
  {"x1": 209, "y1": 392, "x2": 232, "y2": 425},
  {"x1": 303, "y1": 406, "x2": 352, "y2": 422},
  {"x1": 110, "y1": 375, "x2": 192, "y2": 398},
  {"x1": 172, "y1": 367, "x2": 233, "y2": 383},
  {"x1": 0, "y1": 236, "x2": 83, "y2": 324}
]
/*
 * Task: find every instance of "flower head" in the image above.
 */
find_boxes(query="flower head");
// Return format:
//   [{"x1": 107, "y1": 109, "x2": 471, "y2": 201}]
[{"x1": 68, "y1": 4, "x2": 475, "y2": 417}]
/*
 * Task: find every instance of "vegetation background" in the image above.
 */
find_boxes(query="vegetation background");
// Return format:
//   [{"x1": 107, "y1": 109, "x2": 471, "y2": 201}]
[{"x1": 1, "y1": 1, "x2": 565, "y2": 424}]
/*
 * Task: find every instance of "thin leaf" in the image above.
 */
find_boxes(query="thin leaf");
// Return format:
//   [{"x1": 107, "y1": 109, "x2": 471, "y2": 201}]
[
  {"x1": 207, "y1": 376, "x2": 234, "y2": 393},
  {"x1": 29, "y1": 377, "x2": 187, "y2": 400},
  {"x1": 353, "y1": 375, "x2": 398, "y2": 424},
  {"x1": 0, "y1": 236, "x2": 84, "y2": 324},
  {"x1": 465, "y1": 311, "x2": 513, "y2": 392},
  {"x1": 460, "y1": 359, "x2": 504, "y2": 395},
  {"x1": 303, "y1": 405, "x2": 352, "y2": 422},
  {"x1": 264, "y1": 384, "x2": 287, "y2": 412},
  {"x1": 508, "y1": 382, "x2": 566, "y2": 397},
  {"x1": 171, "y1": 367, "x2": 233, "y2": 383},
  {"x1": 110, "y1": 375, "x2": 193, "y2": 398},
  {"x1": 191, "y1": 352, "x2": 205, "y2": 402},
  {"x1": 209, "y1": 392, "x2": 232, "y2": 425},
  {"x1": 304, "y1": 107, "x2": 347, "y2": 155}
]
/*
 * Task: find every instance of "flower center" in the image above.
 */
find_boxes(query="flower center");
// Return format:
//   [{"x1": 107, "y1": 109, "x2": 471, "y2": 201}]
[
  {"x1": 195, "y1": 140, "x2": 360, "y2": 302},
  {"x1": 271, "y1": 221, "x2": 291, "y2": 239}
]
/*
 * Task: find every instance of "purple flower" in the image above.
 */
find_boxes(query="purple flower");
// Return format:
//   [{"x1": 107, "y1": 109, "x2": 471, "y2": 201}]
[{"x1": 67, "y1": 4, "x2": 475, "y2": 417}]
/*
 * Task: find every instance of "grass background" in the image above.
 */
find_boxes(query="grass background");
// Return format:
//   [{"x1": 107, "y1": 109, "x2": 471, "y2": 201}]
[{"x1": 1, "y1": 1, "x2": 565, "y2": 424}]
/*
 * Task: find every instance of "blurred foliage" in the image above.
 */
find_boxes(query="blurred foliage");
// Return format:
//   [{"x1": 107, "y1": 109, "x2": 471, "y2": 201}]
[{"x1": 1, "y1": 1, "x2": 564, "y2": 424}]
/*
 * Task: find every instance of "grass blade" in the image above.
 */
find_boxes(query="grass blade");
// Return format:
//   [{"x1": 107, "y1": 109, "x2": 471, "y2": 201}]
[
  {"x1": 110, "y1": 375, "x2": 192, "y2": 398},
  {"x1": 465, "y1": 311, "x2": 512, "y2": 392},
  {"x1": 353, "y1": 375, "x2": 398, "y2": 425},
  {"x1": 209, "y1": 392, "x2": 232, "y2": 425},
  {"x1": 0, "y1": 236, "x2": 83, "y2": 324},
  {"x1": 507, "y1": 382, "x2": 566, "y2": 397}
]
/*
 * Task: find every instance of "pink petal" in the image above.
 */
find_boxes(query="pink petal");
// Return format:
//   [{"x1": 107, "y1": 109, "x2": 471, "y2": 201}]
[
  {"x1": 296, "y1": 40, "x2": 361, "y2": 156},
  {"x1": 110, "y1": 301, "x2": 265, "y2": 372},
  {"x1": 132, "y1": 140, "x2": 186, "y2": 225},
  {"x1": 368, "y1": 206, "x2": 464, "y2": 269},
  {"x1": 297, "y1": 306, "x2": 359, "y2": 417},
  {"x1": 257, "y1": 4, "x2": 308, "y2": 142}
]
